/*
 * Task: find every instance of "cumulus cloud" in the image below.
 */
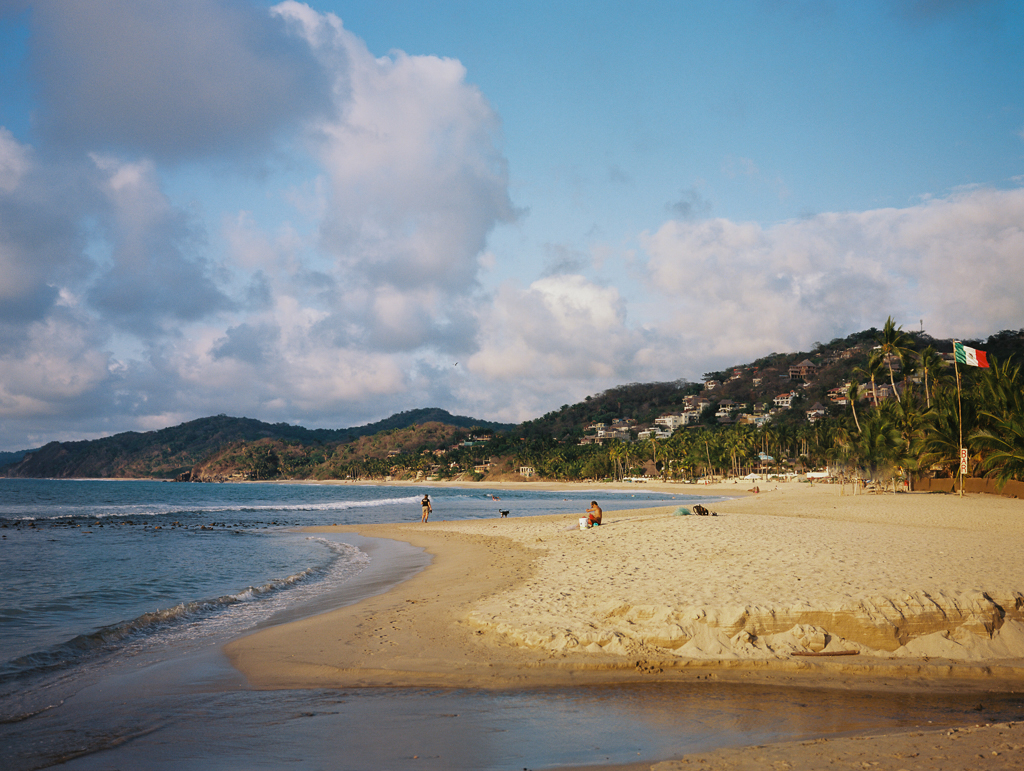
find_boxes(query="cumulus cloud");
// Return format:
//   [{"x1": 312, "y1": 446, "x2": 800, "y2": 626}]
[
  {"x1": 87, "y1": 154, "x2": 232, "y2": 330},
  {"x1": 24, "y1": 0, "x2": 330, "y2": 159},
  {"x1": 639, "y1": 186, "x2": 1024, "y2": 370},
  {"x1": 0, "y1": 310, "x2": 113, "y2": 419},
  {"x1": 0, "y1": 129, "x2": 85, "y2": 328},
  {"x1": 469, "y1": 274, "x2": 646, "y2": 382},
  {"x1": 274, "y1": 1, "x2": 517, "y2": 298}
]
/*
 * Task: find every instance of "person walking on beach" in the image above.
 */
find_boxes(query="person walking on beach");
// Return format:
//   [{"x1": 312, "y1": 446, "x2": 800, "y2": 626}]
[
  {"x1": 586, "y1": 501, "x2": 602, "y2": 527},
  {"x1": 420, "y1": 494, "x2": 432, "y2": 523}
]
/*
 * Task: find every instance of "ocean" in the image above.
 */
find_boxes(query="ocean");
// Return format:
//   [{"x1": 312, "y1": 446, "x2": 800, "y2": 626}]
[{"x1": 1, "y1": 479, "x2": 1021, "y2": 770}]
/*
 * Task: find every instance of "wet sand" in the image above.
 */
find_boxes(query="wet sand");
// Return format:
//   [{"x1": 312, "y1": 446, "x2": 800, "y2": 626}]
[{"x1": 225, "y1": 479, "x2": 1024, "y2": 768}]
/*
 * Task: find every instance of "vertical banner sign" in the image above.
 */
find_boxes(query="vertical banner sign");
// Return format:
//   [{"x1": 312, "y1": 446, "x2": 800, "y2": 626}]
[{"x1": 960, "y1": 447, "x2": 968, "y2": 475}]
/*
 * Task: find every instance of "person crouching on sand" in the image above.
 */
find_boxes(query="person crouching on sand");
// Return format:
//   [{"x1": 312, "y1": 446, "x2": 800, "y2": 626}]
[
  {"x1": 421, "y1": 494, "x2": 432, "y2": 523},
  {"x1": 586, "y1": 501, "x2": 602, "y2": 527}
]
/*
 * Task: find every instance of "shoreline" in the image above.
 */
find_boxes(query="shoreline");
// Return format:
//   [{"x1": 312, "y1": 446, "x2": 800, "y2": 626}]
[{"x1": 225, "y1": 481, "x2": 1024, "y2": 767}]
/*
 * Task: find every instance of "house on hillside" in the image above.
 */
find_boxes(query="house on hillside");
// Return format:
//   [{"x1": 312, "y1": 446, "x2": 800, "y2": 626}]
[
  {"x1": 581, "y1": 426, "x2": 633, "y2": 445},
  {"x1": 827, "y1": 385, "x2": 850, "y2": 404},
  {"x1": 637, "y1": 427, "x2": 672, "y2": 441},
  {"x1": 806, "y1": 402, "x2": 827, "y2": 422},
  {"x1": 654, "y1": 414, "x2": 686, "y2": 431},
  {"x1": 773, "y1": 391, "x2": 796, "y2": 409},
  {"x1": 869, "y1": 381, "x2": 905, "y2": 405},
  {"x1": 789, "y1": 359, "x2": 817, "y2": 381},
  {"x1": 683, "y1": 395, "x2": 711, "y2": 411}
]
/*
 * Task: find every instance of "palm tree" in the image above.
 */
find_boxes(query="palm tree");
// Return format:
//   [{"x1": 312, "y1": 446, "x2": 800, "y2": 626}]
[
  {"x1": 730, "y1": 424, "x2": 758, "y2": 477},
  {"x1": 854, "y1": 350, "x2": 885, "y2": 408},
  {"x1": 606, "y1": 441, "x2": 626, "y2": 481},
  {"x1": 846, "y1": 379, "x2": 862, "y2": 432},
  {"x1": 976, "y1": 360, "x2": 1022, "y2": 421},
  {"x1": 646, "y1": 435, "x2": 661, "y2": 477},
  {"x1": 920, "y1": 390, "x2": 974, "y2": 479},
  {"x1": 917, "y1": 345, "x2": 944, "y2": 409},
  {"x1": 830, "y1": 424, "x2": 859, "y2": 492},
  {"x1": 974, "y1": 402, "x2": 1024, "y2": 487},
  {"x1": 666, "y1": 430, "x2": 698, "y2": 480},
  {"x1": 879, "y1": 398, "x2": 926, "y2": 490},
  {"x1": 851, "y1": 411, "x2": 904, "y2": 489},
  {"x1": 972, "y1": 363, "x2": 1024, "y2": 487},
  {"x1": 877, "y1": 316, "x2": 911, "y2": 404},
  {"x1": 899, "y1": 352, "x2": 919, "y2": 405}
]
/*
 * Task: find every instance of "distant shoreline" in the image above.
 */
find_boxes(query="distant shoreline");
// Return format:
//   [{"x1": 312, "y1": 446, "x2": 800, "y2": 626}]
[{"x1": 256, "y1": 475, "x2": 757, "y2": 496}]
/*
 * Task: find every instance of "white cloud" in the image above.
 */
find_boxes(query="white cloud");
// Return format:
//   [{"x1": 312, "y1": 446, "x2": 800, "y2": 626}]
[
  {"x1": 0, "y1": 131, "x2": 82, "y2": 323},
  {"x1": 275, "y1": 2, "x2": 516, "y2": 299},
  {"x1": 0, "y1": 127, "x2": 30, "y2": 193},
  {"x1": 639, "y1": 186, "x2": 1024, "y2": 368},
  {"x1": 469, "y1": 275, "x2": 645, "y2": 382},
  {"x1": 87, "y1": 153, "x2": 232, "y2": 328},
  {"x1": 0, "y1": 312, "x2": 112, "y2": 418}
]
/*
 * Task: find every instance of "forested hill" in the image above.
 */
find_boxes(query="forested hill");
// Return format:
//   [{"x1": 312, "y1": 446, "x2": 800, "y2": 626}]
[
  {"x1": 4, "y1": 326, "x2": 1023, "y2": 481},
  {"x1": 1, "y1": 409, "x2": 514, "y2": 479}
]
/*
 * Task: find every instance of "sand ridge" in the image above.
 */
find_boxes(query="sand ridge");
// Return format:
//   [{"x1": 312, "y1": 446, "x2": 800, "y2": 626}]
[{"x1": 463, "y1": 485, "x2": 1024, "y2": 663}]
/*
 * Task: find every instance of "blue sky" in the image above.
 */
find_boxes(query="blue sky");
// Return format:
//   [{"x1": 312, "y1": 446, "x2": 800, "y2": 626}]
[{"x1": 0, "y1": 0, "x2": 1022, "y2": 450}]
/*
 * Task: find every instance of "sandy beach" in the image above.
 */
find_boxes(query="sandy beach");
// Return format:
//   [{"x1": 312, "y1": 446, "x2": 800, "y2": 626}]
[{"x1": 225, "y1": 480, "x2": 1024, "y2": 768}]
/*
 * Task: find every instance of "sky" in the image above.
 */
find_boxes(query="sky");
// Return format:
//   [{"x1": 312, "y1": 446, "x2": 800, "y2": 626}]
[{"x1": 0, "y1": 0, "x2": 1022, "y2": 451}]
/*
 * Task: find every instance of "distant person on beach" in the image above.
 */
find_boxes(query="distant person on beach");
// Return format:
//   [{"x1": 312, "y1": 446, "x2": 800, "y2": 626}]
[
  {"x1": 420, "y1": 494, "x2": 432, "y2": 523},
  {"x1": 586, "y1": 501, "x2": 602, "y2": 527}
]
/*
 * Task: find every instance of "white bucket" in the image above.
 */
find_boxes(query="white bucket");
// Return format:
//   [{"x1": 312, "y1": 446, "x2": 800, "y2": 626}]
[{"x1": 579, "y1": 517, "x2": 588, "y2": 530}]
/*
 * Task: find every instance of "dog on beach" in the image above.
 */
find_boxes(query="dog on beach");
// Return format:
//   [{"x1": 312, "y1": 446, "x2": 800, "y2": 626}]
[{"x1": 499, "y1": 509, "x2": 509, "y2": 518}]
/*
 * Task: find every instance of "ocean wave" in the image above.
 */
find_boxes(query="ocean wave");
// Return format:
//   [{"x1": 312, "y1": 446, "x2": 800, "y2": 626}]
[
  {"x1": 0, "y1": 539, "x2": 369, "y2": 683},
  {"x1": 0, "y1": 495, "x2": 421, "y2": 522}
]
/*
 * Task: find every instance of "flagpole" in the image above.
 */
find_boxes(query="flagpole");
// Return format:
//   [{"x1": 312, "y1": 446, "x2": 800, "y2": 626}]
[
  {"x1": 954, "y1": 342, "x2": 964, "y2": 498},
  {"x1": 951, "y1": 339, "x2": 990, "y2": 497}
]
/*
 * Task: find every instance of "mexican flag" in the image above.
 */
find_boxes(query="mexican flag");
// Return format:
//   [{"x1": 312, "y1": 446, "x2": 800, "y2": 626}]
[{"x1": 953, "y1": 341, "x2": 990, "y2": 368}]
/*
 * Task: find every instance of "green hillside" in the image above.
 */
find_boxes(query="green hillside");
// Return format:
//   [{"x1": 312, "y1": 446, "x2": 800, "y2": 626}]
[
  {"x1": 5, "y1": 325, "x2": 1024, "y2": 484},
  {"x1": 2, "y1": 410, "x2": 514, "y2": 479}
]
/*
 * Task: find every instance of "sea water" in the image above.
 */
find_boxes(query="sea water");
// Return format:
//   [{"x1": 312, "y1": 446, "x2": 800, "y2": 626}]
[{"x1": 1, "y1": 480, "x2": 1021, "y2": 770}]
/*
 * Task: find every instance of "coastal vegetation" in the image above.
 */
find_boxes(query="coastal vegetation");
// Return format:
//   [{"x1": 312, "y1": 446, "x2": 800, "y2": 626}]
[{"x1": 4, "y1": 325, "x2": 1024, "y2": 489}]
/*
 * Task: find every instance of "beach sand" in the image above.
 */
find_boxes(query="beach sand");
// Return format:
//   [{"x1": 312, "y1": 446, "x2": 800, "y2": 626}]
[{"x1": 225, "y1": 480, "x2": 1024, "y2": 768}]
